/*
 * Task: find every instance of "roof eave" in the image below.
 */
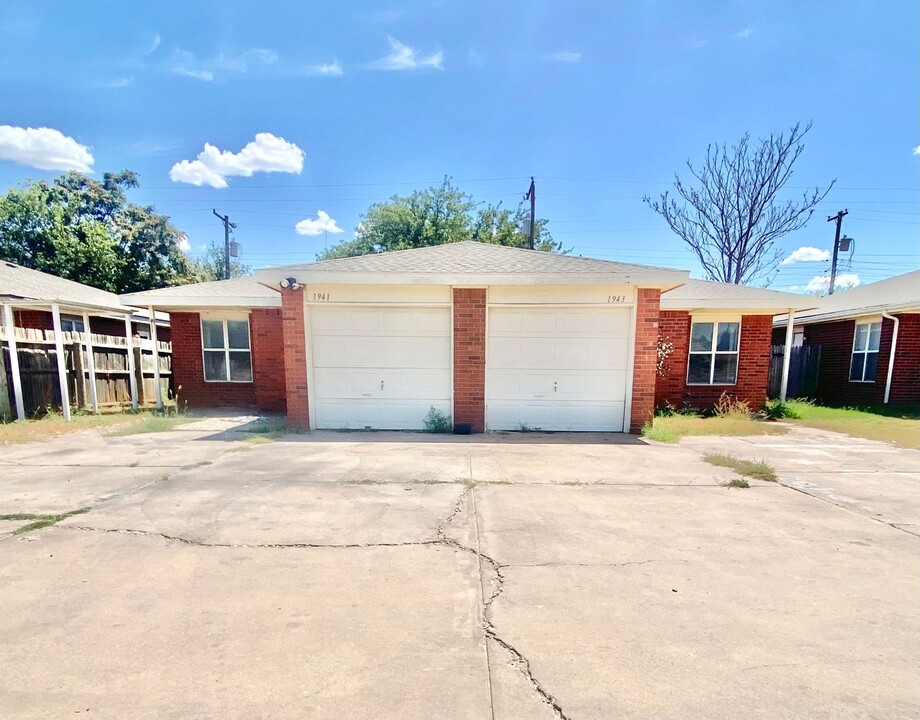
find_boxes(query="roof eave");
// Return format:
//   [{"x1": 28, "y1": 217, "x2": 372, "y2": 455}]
[
  {"x1": 0, "y1": 296, "x2": 134, "y2": 315},
  {"x1": 775, "y1": 302, "x2": 920, "y2": 327},
  {"x1": 662, "y1": 299, "x2": 816, "y2": 312},
  {"x1": 119, "y1": 295, "x2": 282, "y2": 310}
]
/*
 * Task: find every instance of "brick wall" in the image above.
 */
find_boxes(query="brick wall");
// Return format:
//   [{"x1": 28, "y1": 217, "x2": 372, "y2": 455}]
[
  {"x1": 453, "y1": 288, "x2": 486, "y2": 432},
  {"x1": 803, "y1": 313, "x2": 919, "y2": 406},
  {"x1": 281, "y1": 288, "x2": 309, "y2": 428},
  {"x1": 629, "y1": 288, "x2": 660, "y2": 433},
  {"x1": 170, "y1": 310, "x2": 285, "y2": 411},
  {"x1": 655, "y1": 311, "x2": 773, "y2": 411}
]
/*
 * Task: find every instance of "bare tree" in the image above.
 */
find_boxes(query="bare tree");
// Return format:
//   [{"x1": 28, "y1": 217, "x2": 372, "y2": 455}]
[{"x1": 644, "y1": 122, "x2": 834, "y2": 285}]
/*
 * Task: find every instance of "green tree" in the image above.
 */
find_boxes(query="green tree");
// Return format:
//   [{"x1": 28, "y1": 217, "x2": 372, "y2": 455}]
[
  {"x1": 184, "y1": 241, "x2": 252, "y2": 282},
  {"x1": 0, "y1": 170, "x2": 191, "y2": 292},
  {"x1": 318, "y1": 178, "x2": 560, "y2": 260}
]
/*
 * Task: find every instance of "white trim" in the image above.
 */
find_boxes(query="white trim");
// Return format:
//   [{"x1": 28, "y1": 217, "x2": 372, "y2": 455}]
[
  {"x1": 50, "y1": 304, "x2": 72, "y2": 421},
  {"x1": 483, "y1": 287, "x2": 490, "y2": 431},
  {"x1": 775, "y1": 304, "x2": 920, "y2": 327},
  {"x1": 124, "y1": 315, "x2": 138, "y2": 411},
  {"x1": 82, "y1": 311, "x2": 99, "y2": 413},
  {"x1": 200, "y1": 316, "x2": 254, "y2": 384},
  {"x1": 686, "y1": 317, "x2": 742, "y2": 387},
  {"x1": 882, "y1": 312, "x2": 900, "y2": 404},
  {"x1": 779, "y1": 309, "x2": 795, "y2": 403},
  {"x1": 2, "y1": 303, "x2": 25, "y2": 420},
  {"x1": 121, "y1": 297, "x2": 280, "y2": 309},
  {"x1": 622, "y1": 293, "x2": 638, "y2": 432},
  {"x1": 449, "y1": 289, "x2": 455, "y2": 426},
  {"x1": 304, "y1": 295, "x2": 317, "y2": 431}
]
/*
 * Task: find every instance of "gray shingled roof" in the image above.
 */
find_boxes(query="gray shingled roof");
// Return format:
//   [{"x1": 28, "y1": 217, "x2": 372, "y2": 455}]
[
  {"x1": 122, "y1": 277, "x2": 280, "y2": 302},
  {"x1": 278, "y1": 241, "x2": 683, "y2": 275},
  {"x1": 0, "y1": 261, "x2": 127, "y2": 313},
  {"x1": 662, "y1": 278, "x2": 813, "y2": 310}
]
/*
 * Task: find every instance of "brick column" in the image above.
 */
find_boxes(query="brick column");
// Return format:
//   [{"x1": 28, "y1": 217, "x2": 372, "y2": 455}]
[
  {"x1": 630, "y1": 288, "x2": 661, "y2": 433},
  {"x1": 281, "y1": 288, "x2": 309, "y2": 429},
  {"x1": 251, "y1": 308, "x2": 287, "y2": 412},
  {"x1": 453, "y1": 288, "x2": 486, "y2": 433}
]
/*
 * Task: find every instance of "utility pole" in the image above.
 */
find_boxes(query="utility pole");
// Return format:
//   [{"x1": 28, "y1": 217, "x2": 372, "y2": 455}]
[
  {"x1": 826, "y1": 209, "x2": 848, "y2": 295},
  {"x1": 212, "y1": 210, "x2": 237, "y2": 280},
  {"x1": 524, "y1": 177, "x2": 536, "y2": 250}
]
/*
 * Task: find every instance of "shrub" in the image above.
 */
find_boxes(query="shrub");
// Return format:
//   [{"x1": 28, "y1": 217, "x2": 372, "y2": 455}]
[
  {"x1": 713, "y1": 392, "x2": 751, "y2": 418},
  {"x1": 761, "y1": 399, "x2": 802, "y2": 421},
  {"x1": 422, "y1": 407, "x2": 452, "y2": 433}
]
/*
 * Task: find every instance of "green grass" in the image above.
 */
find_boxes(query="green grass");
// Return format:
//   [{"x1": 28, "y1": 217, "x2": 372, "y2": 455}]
[
  {"x1": 0, "y1": 507, "x2": 90, "y2": 534},
  {"x1": 722, "y1": 477, "x2": 751, "y2": 489},
  {"x1": 0, "y1": 412, "x2": 144, "y2": 445},
  {"x1": 642, "y1": 415, "x2": 789, "y2": 443},
  {"x1": 784, "y1": 400, "x2": 920, "y2": 450},
  {"x1": 704, "y1": 453, "x2": 778, "y2": 482},
  {"x1": 107, "y1": 415, "x2": 194, "y2": 436}
]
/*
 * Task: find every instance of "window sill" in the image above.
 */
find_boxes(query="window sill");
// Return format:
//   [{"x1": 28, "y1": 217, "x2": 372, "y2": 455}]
[
  {"x1": 848, "y1": 380, "x2": 876, "y2": 384},
  {"x1": 686, "y1": 382, "x2": 739, "y2": 387},
  {"x1": 203, "y1": 379, "x2": 254, "y2": 384}
]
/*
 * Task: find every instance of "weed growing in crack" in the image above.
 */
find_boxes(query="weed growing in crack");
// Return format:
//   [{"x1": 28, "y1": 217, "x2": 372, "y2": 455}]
[
  {"x1": 704, "y1": 453, "x2": 777, "y2": 482},
  {"x1": 1, "y1": 507, "x2": 90, "y2": 534},
  {"x1": 722, "y1": 478, "x2": 751, "y2": 489}
]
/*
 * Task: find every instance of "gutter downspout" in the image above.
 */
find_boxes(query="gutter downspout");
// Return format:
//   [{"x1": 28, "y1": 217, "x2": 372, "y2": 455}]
[
  {"x1": 881, "y1": 311, "x2": 899, "y2": 404},
  {"x1": 779, "y1": 308, "x2": 795, "y2": 403}
]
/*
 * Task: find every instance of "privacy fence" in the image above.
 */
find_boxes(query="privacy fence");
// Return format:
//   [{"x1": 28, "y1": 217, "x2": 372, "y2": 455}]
[
  {"x1": 768, "y1": 343, "x2": 820, "y2": 400},
  {"x1": 0, "y1": 326, "x2": 172, "y2": 419}
]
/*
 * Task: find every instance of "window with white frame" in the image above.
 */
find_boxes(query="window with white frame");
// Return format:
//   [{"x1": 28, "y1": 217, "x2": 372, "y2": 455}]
[
  {"x1": 201, "y1": 318, "x2": 252, "y2": 382},
  {"x1": 849, "y1": 320, "x2": 880, "y2": 382},
  {"x1": 687, "y1": 320, "x2": 741, "y2": 385}
]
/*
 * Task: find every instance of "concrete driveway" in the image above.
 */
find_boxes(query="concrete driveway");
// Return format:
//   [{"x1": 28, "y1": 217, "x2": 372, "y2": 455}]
[{"x1": 1, "y1": 417, "x2": 917, "y2": 719}]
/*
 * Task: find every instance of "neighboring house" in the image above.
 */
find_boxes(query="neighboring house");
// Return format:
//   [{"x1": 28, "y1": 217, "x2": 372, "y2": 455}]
[
  {"x1": 121, "y1": 278, "x2": 285, "y2": 412},
  {"x1": 772, "y1": 270, "x2": 920, "y2": 406},
  {"x1": 657, "y1": 279, "x2": 813, "y2": 411},
  {"x1": 122, "y1": 242, "x2": 809, "y2": 433}
]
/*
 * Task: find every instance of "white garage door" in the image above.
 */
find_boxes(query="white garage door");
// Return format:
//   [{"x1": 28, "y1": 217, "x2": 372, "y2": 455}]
[
  {"x1": 310, "y1": 306, "x2": 451, "y2": 430},
  {"x1": 486, "y1": 306, "x2": 630, "y2": 432}
]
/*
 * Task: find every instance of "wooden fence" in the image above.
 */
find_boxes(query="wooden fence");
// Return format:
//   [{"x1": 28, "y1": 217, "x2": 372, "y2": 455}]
[
  {"x1": 0, "y1": 326, "x2": 172, "y2": 418},
  {"x1": 767, "y1": 344, "x2": 821, "y2": 400}
]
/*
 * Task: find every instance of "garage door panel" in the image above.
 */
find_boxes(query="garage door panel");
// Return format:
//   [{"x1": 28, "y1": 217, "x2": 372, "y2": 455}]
[
  {"x1": 486, "y1": 306, "x2": 630, "y2": 432},
  {"x1": 310, "y1": 306, "x2": 451, "y2": 430}
]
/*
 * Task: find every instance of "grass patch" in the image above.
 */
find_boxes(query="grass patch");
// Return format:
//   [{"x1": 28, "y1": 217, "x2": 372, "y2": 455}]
[
  {"x1": 722, "y1": 477, "x2": 751, "y2": 489},
  {"x1": 0, "y1": 507, "x2": 90, "y2": 534},
  {"x1": 784, "y1": 400, "x2": 920, "y2": 450},
  {"x1": 704, "y1": 453, "x2": 778, "y2": 482},
  {"x1": 0, "y1": 412, "x2": 142, "y2": 445},
  {"x1": 107, "y1": 415, "x2": 194, "y2": 437},
  {"x1": 642, "y1": 415, "x2": 789, "y2": 443}
]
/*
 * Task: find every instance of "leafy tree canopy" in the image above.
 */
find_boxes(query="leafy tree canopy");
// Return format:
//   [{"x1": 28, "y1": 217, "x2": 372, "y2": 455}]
[
  {"x1": 318, "y1": 178, "x2": 560, "y2": 260},
  {"x1": 184, "y1": 241, "x2": 252, "y2": 283},
  {"x1": 0, "y1": 170, "x2": 194, "y2": 293}
]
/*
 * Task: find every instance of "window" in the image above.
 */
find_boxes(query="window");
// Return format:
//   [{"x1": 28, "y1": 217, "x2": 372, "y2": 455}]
[
  {"x1": 849, "y1": 320, "x2": 880, "y2": 382},
  {"x1": 687, "y1": 320, "x2": 740, "y2": 385},
  {"x1": 61, "y1": 316, "x2": 85, "y2": 333},
  {"x1": 201, "y1": 318, "x2": 252, "y2": 382}
]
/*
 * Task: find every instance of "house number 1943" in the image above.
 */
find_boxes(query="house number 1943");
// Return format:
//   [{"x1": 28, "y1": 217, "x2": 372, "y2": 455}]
[
  {"x1": 607, "y1": 295, "x2": 626, "y2": 303},
  {"x1": 312, "y1": 292, "x2": 330, "y2": 301}
]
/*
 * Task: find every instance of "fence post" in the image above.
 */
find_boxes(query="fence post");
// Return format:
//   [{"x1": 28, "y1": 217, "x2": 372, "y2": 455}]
[
  {"x1": 1, "y1": 304, "x2": 25, "y2": 420},
  {"x1": 133, "y1": 345, "x2": 147, "y2": 406},
  {"x1": 50, "y1": 304, "x2": 72, "y2": 421},
  {"x1": 72, "y1": 342, "x2": 86, "y2": 409}
]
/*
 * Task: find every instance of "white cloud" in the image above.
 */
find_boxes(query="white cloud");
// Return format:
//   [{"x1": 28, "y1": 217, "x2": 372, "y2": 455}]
[
  {"x1": 0, "y1": 125, "x2": 94, "y2": 172},
  {"x1": 94, "y1": 76, "x2": 135, "y2": 89},
  {"x1": 781, "y1": 246, "x2": 830, "y2": 265},
  {"x1": 295, "y1": 210, "x2": 344, "y2": 236},
  {"x1": 176, "y1": 234, "x2": 191, "y2": 252},
  {"x1": 548, "y1": 51, "x2": 582, "y2": 63},
  {"x1": 146, "y1": 33, "x2": 162, "y2": 55},
  {"x1": 370, "y1": 37, "x2": 443, "y2": 70},
  {"x1": 169, "y1": 132, "x2": 305, "y2": 188},
  {"x1": 736, "y1": 27, "x2": 754, "y2": 38},
  {"x1": 168, "y1": 48, "x2": 278, "y2": 81},
  {"x1": 913, "y1": 145, "x2": 920, "y2": 156},
  {"x1": 311, "y1": 60, "x2": 343, "y2": 76},
  {"x1": 805, "y1": 273, "x2": 861, "y2": 294}
]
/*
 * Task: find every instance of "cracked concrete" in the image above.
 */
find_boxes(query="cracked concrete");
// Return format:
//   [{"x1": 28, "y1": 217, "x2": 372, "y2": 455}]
[{"x1": 1, "y1": 417, "x2": 918, "y2": 719}]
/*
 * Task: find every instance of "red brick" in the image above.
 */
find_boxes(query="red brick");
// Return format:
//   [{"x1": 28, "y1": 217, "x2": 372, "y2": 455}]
[
  {"x1": 630, "y1": 288, "x2": 661, "y2": 432},
  {"x1": 453, "y1": 287, "x2": 486, "y2": 432}
]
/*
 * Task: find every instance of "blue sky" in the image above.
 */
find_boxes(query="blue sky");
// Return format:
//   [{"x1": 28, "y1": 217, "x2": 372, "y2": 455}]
[{"x1": 1, "y1": 0, "x2": 917, "y2": 292}]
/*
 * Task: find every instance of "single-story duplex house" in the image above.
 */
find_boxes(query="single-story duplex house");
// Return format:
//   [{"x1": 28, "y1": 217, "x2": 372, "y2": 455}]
[
  {"x1": 122, "y1": 242, "x2": 810, "y2": 433},
  {"x1": 772, "y1": 270, "x2": 919, "y2": 406}
]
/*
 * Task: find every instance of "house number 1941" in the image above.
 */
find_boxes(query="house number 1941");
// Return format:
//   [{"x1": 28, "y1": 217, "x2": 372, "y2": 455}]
[
  {"x1": 312, "y1": 292, "x2": 330, "y2": 301},
  {"x1": 607, "y1": 295, "x2": 626, "y2": 303}
]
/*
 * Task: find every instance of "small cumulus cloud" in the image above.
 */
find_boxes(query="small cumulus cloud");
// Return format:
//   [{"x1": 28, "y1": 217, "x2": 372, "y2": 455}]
[
  {"x1": 781, "y1": 246, "x2": 830, "y2": 265},
  {"x1": 146, "y1": 33, "x2": 162, "y2": 55},
  {"x1": 805, "y1": 273, "x2": 861, "y2": 294},
  {"x1": 168, "y1": 47, "x2": 278, "y2": 81},
  {"x1": 913, "y1": 145, "x2": 920, "y2": 156},
  {"x1": 736, "y1": 27, "x2": 754, "y2": 38},
  {"x1": 0, "y1": 125, "x2": 94, "y2": 172},
  {"x1": 370, "y1": 37, "x2": 443, "y2": 71},
  {"x1": 310, "y1": 60, "x2": 344, "y2": 76},
  {"x1": 169, "y1": 132, "x2": 304, "y2": 188},
  {"x1": 548, "y1": 51, "x2": 582, "y2": 63},
  {"x1": 295, "y1": 210, "x2": 344, "y2": 236},
  {"x1": 94, "y1": 76, "x2": 135, "y2": 89}
]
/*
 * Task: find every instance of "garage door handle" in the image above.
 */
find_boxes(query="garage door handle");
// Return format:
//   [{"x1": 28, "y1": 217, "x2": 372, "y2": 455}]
[
  {"x1": 554, "y1": 381, "x2": 557, "y2": 392},
  {"x1": 380, "y1": 380, "x2": 384, "y2": 390}
]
